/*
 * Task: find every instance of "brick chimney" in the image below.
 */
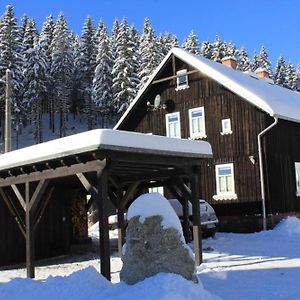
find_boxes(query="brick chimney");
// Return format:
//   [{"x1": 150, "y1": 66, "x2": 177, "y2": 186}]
[
  {"x1": 255, "y1": 67, "x2": 269, "y2": 78},
  {"x1": 221, "y1": 56, "x2": 237, "y2": 69}
]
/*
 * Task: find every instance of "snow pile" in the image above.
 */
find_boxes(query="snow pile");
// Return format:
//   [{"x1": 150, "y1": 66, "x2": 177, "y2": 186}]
[
  {"x1": 127, "y1": 192, "x2": 184, "y2": 240},
  {"x1": 272, "y1": 216, "x2": 300, "y2": 236},
  {"x1": 0, "y1": 267, "x2": 218, "y2": 300}
]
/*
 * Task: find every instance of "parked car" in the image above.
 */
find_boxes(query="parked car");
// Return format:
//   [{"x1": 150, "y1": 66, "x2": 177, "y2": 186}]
[
  {"x1": 108, "y1": 198, "x2": 218, "y2": 238},
  {"x1": 168, "y1": 199, "x2": 219, "y2": 238}
]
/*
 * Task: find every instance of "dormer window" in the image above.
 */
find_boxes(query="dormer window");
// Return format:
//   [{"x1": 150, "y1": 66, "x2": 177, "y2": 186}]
[
  {"x1": 221, "y1": 118, "x2": 232, "y2": 135},
  {"x1": 176, "y1": 69, "x2": 189, "y2": 91}
]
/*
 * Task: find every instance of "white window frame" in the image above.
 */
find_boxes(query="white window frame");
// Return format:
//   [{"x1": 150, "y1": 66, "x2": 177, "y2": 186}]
[
  {"x1": 221, "y1": 118, "x2": 232, "y2": 135},
  {"x1": 213, "y1": 163, "x2": 237, "y2": 200},
  {"x1": 175, "y1": 69, "x2": 189, "y2": 91},
  {"x1": 295, "y1": 162, "x2": 300, "y2": 196},
  {"x1": 149, "y1": 186, "x2": 164, "y2": 196},
  {"x1": 188, "y1": 107, "x2": 207, "y2": 139},
  {"x1": 166, "y1": 112, "x2": 181, "y2": 138}
]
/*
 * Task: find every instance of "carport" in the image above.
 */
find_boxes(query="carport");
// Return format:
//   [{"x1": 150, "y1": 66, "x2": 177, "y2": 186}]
[{"x1": 0, "y1": 129, "x2": 212, "y2": 280}]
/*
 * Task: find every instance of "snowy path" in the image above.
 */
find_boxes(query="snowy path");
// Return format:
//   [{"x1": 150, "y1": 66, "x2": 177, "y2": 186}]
[{"x1": 1, "y1": 218, "x2": 300, "y2": 299}]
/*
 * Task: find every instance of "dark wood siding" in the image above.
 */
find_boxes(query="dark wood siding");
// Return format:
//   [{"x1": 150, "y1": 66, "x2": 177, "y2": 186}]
[
  {"x1": 0, "y1": 185, "x2": 71, "y2": 267},
  {"x1": 265, "y1": 119, "x2": 300, "y2": 213}
]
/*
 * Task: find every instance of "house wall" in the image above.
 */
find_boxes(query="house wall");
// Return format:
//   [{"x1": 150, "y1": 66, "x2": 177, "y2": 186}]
[{"x1": 119, "y1": 56, "x2": 300, "y2": 231}]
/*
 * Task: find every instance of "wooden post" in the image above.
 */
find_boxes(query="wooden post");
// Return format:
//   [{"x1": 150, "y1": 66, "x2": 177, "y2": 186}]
[
  {"x1": 4, "y1": 69, "x2": 11, "y2": 153},
  {"x1": 117, "y1": 207, "x2": 125, "y2": 257},
  {"x1": 97, "y1": 169, "x2": 111, "y2": 281},
  {"x1": 167, "y1": 184, "x2": 191, "y2": 243},
  {"x1": 25, "y1": 181, "x2": 35, "y2": 278},
  {"x1": 190, "y1": 169, "x2": 203, "y2": 265}
]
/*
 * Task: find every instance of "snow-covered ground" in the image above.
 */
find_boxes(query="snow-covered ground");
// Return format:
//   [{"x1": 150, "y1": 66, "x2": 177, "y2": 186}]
[{"x1": 1, "y1": 217, "x2": 300, "y2": 299}]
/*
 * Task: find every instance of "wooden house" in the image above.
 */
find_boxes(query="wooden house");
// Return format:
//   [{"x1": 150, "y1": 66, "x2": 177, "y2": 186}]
[{"x1": 115, "y1": 48, "x2": 300, "y2": 232}]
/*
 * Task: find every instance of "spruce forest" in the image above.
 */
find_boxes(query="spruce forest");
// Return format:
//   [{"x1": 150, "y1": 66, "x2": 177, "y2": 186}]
[{"x1": 0, "y1": 5, "x2": 299, "y2": 149}]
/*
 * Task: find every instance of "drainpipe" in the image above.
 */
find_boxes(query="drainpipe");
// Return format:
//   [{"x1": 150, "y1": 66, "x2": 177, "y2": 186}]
[{"x1": 257, "y1": 116, "x2": 278, "y2": 231}]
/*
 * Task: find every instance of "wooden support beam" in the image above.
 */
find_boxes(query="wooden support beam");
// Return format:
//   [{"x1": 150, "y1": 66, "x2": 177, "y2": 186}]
[
  {"x1": 34, "y1": 186, "x2": 55, "y2": 231},
  {"x1": 29, "y1": 180, "x2": 49, "y2": 212},
  {"x1": 190, "y1": 170, "x2": 202, "y2": 266},
  {"x1": 11, "y1": 184, "x2": 26, "y2": 211},
  {"x1": 97, "y1": 168, "x2": 111, "y2": 281},
  {"x1": 120, "y1": 181, "x2": 139, "y2": 209},
  {"x1": 0, "y1": 160, "x2": 105, "y2": 187},
  {"x1": 76, "y1": 173, "x2": 98, "y2": 199},
  {"x1": 25, "y1": 182, "x2": 35, "y2": 278},
  {"x1": 0, "y1": 187, "x2": 25, "y2": 237},
  {"x1": 117, "y1": 207, "x2": 125, "y2": 257},
  {"x1": 152, "y1": 70, "x2": 199, "y2": 85}
]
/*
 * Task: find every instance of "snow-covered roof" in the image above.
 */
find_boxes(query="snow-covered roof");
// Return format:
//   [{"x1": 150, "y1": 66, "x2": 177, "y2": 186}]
[
  {"x1": 115, "y1": 47, "x2": 300, "y2": 129},
  {"x1": 0, "y1": 129, "x2": 212, "y2": 171}
]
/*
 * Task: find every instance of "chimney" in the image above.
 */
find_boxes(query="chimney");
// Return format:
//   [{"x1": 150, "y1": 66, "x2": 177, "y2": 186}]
[
  {"x1": 221, "y1": 56, "x2": 237, "y2": 69},
  {"x1": 255, "y1": 67, "x2": 269, "y2": 78}
]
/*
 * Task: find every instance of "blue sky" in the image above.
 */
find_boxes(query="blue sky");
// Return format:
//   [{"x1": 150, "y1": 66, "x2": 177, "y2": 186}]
[{"x1": 3, "y1": 0, "x2": 300, "y2": 66}]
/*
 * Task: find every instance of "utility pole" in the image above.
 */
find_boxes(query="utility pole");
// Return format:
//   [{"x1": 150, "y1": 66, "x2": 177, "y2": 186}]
[{"x1": 4, "y1": 69, "x2": 11, "y2": 153}]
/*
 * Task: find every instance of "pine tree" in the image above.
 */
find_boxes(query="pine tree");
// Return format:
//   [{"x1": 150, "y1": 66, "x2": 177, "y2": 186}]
[
  {"x1": 285, "y1": 62, "x2": 297, "y2": 90},
  {"x1": 224, "y1": 42, "x2": 237, "y2": 58},
  {"x1": 50, "y1": 12, "x2": 73, "y2": 137},
  {"x1": 156, "y1": 33, "x2": 167, "y2": 60},
  {"x1": 138, "y1": 18, "x2": 160, "y2": 89},
  {"x1": 129, "y1": 25, "x2": 141, "y2": 90},
  {"x1": 295, "y1": 64, "x2": 300, "y2": 92},
  {"x1": 0, "y1": 5, "x2": 24, "y2": 146},
  {"x1": 22, "y1": 18, "x2": 38, "y2": 55},
  {"x1": 92, "y1": 23, "x2": 113, "y2": 127},
  {"x1": 182, "y1": 30, "x2": 200, "y2": 55},
  {"x1": 258, "y1": 46, "x2": 272, "y2": 75},
  {"x1": 211, "y1": 35, "x2": 225, "y2": 62},
  {"x1": 200, "y1": 40, "x2": 213, "y2": 59},
  {"x1": 110, "y1": 19, "x2": 120, "y2": 61},
  {"x1": 39, "y1": 14, "x2": 55, "y2": 130},
  {"x1": 94, "y1": 19, "x2": 105, "y2": 45},
  {"x1": 23, "y1": 44, "x2": 47, "y2": 143},
  {"x1": 112, "y1": 18, "x2": 139, "y2": 115},
  {"x1": 237, "y1": 46, "x2": 250, "y2": 71},
  {"x1": 77, "y1": 16, "x2": 96, "y2": 130},
  {"x1": 251, "y1": 52, "x2": 260, "y2": 72},
  {"x1": 273, "y1": 56, "x2": 286, "y2": 87}
]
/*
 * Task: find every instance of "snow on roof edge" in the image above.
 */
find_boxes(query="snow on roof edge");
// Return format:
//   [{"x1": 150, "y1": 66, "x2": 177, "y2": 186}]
[{"x1": 0, "y1": 129, "x2": 212, "y2": 171}]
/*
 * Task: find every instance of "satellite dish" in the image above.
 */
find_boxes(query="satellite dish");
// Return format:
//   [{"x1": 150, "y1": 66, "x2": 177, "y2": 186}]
[{"x1": 154, "y1": 94, "x2": 161, "y2": 108}]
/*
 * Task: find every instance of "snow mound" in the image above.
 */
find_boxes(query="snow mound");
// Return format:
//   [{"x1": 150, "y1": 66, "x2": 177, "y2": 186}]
[
  {"x1": 127, "y1": 193, "x2": 184, "y2": 238},
  {"x1": 0, "y1": 267, "x2": 219, "y2": 300},
  {"x1": 273, "y1": 216, "x2": 300, "y2": 236}
]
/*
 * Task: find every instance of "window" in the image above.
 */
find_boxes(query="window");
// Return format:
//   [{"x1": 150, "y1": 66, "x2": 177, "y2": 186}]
[
  {"x1": 166, "y1": 112, "x2": 181, "y2": 138},
  {"x1": 213, "y1": 163, "x2": 237, "y2": 200},
  {"x1": 221, "y1": 118, "x2": 232, "y2": 135},
  {"x1": 189, "y1": 107, "x2": 206, "y2": 139},
  {"x1": 295, "y1": 163, "x2": 300, "y2": 196},
  {"x1": 176, "y1": 69, "x2": 189, "y2": 91},
  {"x1": 149, "y1": 186, "x2": 164, "y2": 195}
]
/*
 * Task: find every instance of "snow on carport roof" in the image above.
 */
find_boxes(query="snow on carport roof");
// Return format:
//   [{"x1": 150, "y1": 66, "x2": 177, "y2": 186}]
[
  {"x1": 115, "y1": 47, "x2": 300, "y2": 129},
  {"x1": 0, "y1": 129, "x2": 212, "y2": 171}
]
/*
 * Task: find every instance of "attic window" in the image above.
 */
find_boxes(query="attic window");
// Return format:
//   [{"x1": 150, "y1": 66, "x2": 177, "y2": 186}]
[
  {"x1": 176, "y1": 69, "x2": 189, "y2": 91},
  {"x1": 221, "y1": 118, "x2": 232, "y2": 135}
]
